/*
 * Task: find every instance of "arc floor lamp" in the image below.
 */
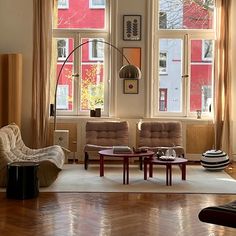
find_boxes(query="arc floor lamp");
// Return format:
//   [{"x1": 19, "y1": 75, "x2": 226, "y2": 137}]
[{"x1": 53, "y1": 39, "x2": 142, "y2": 131}]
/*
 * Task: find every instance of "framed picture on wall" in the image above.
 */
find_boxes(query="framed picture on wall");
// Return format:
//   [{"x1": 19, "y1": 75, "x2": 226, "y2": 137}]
[
  {"x1": 122, "y1": 47, "x2": 141, "y2": 70},
  {"x1": 123, "y1": 79, "x2": 139, "y2": 94},
  {"x1": 123, "y1": 15, "x2": 142, "y2": 41}
]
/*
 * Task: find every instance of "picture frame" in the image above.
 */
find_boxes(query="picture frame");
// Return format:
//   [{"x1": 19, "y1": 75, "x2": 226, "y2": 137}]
[
  {"x1": 123, "y1": 15, "x2": 142, "y2": 41},
  {"x1": 123, "y1": 79, "x2": 139, "y2": 94},
  {"x1": 122, "y1": 47, "x2": 141, "y2": 70}
]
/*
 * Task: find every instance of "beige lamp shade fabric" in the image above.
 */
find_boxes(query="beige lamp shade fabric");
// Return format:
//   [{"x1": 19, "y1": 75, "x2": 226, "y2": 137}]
[{"x1": 0, "y1": 54, "x2": 22, "y2": 128}]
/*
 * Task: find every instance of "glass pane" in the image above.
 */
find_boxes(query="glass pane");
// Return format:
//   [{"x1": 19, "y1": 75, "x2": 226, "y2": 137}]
[
  {"x1": 55, "y1": 0, "x2": 106, "y2": 29},
  {"x1": 159, "y1": 0, "x2": 214, "y2": 29},
  {"x1": 158, "y1": 39, "x2": 183, "y2": 112},
  {"x1": 80, "y1": 38, "x2": 105, "y2": 111},
  {"x1": 190, "y1": 39, "x2": 213, "y2": 113},
  {"x1": 56, "y1": 38, "x2": 74, "y2": 111}
]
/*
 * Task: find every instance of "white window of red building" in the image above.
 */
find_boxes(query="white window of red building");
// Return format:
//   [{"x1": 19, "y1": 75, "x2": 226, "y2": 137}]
[
  {"x1": 89, "y1": 0, "x2": 105, "y2": 9},
  {"x1": 57, "y1": 38, "x2": 69, "y2": 61},
  {"x1": 58, "y1": 0, "x2": 69, "y2": 9}
]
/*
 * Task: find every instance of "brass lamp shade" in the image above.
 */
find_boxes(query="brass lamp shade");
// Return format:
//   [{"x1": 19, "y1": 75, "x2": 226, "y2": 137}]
[{"x1": 119, "y1": 64, "x2": 141, "y2": 79}]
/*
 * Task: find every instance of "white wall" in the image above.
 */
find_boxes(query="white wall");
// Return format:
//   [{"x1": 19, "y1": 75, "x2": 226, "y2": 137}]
[
  {"x1": 116, "y1": 0, "x2": 146, "y2": 118},
  {"x1": 0, "y1": 0, "x2": 33, "y2": 146}
]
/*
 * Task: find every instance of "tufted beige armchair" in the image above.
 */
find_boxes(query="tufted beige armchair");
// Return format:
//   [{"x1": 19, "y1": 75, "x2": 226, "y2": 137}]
[
  {"x1": 84, "y1": 121, "x2": 129, "y2": 169},
  {"x1": 136, "y1": 121, "x2": 185, "y2": 169}
]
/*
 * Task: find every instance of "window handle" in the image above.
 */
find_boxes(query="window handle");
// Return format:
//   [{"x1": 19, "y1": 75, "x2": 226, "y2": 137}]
[
  {"x1": 72, "y1": 73, "x2": 80, "y2": 78},
  {"x1": 181, "y1": 75, "x2": 189, "y2": 79}
]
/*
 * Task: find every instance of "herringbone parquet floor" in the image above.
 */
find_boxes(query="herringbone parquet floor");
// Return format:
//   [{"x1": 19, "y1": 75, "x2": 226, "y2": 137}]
[{"x1": 0, "y1": 163, "x2": 236, "y2": 236}]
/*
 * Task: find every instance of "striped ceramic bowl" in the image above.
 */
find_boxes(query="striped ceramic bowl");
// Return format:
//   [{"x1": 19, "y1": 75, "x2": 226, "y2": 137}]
[{"x1": 201, "y1": 150, "x2": 230, "y2": 170}]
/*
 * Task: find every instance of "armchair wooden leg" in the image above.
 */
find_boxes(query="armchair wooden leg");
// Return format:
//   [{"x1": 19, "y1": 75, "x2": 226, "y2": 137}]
[
  {"x1": 84, "y1": 152, "x2": 89, "y2": 170},
  {"x1": 139, "y1": 156, "x2": 143, "y2": 170}
]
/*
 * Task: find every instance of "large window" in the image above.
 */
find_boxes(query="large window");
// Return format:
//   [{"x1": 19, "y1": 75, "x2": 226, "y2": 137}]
[
  {"x1": 52, "y1": 0, "x2": 109, "y2": 116},
  {"x1": 154, "y1": 0, "x2": 215, "y2": 117}
]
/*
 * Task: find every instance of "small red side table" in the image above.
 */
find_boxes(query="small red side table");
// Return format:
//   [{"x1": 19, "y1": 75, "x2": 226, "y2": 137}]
[{"x1": 144, "y1": 157, "x2": 188, "y2": 186}]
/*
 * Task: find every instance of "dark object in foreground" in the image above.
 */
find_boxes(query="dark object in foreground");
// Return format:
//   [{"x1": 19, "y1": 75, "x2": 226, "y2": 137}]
[
  {"x1": 198, "y1": 201, "x2": 236, "y2": 228},
  {"x1": 7, "y1": 162, "x2": 39, "y2": 199}
]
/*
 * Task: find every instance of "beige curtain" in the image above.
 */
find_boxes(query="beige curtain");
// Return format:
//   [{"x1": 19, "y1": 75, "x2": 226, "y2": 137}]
[
  {"x1": 0, "y1": 54, "x2": 22, "y2": 128},
  {"x1": 214, "y1": 0, "x2": 231, "y2": 155},
  {"x1": 32, "y1": 0, "x2": 55, "y2": 148}
]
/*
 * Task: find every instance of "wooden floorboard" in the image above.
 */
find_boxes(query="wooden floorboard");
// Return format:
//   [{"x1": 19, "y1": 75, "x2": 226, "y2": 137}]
[{"x1": 0, "y1": 163, "x2": 236, "y2": 235}]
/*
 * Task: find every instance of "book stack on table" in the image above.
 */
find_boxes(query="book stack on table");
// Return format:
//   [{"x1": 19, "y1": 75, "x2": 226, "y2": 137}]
[{"x1": 113, "y1": 146, "x2": 132, "y2": 154}]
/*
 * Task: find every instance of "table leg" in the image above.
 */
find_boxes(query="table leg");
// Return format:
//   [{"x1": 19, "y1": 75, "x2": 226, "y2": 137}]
[
  {"x1": 127, "y1": 158, "x2": 129, "y2": 184},
  {"x1": 123, "y1": 158, "x2": 126, "y2": 184},
  {"x1": 144, "y1": 159, "x2": 147, "y2": 180},
  {"x1": 139, "y1": 156, "x2": 143, "y2": 170},
  {"x1": 166, "y1": 164, "x2": 169, "y2": 186},
  {"x1": 169, "y1": 164, "x2": 172, "y2": 186},
  {"x1": 100, "y1": 154, "x2": 104, "y2": 177},
  {"x1": 149, "y1": 162, "x2": 153, "y2": 178},
  {"x1": 181, "y1": 164, "x2": 186, "y2": 180}
]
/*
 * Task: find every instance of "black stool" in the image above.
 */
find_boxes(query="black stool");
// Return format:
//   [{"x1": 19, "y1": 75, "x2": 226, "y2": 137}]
[{"x1": 7, "y1": 162, "x2": 39, "y2": 199}]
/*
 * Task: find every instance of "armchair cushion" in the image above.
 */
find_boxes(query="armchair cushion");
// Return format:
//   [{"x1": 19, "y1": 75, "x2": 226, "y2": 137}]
[
  {"x1": 84, "y1": 121, "x2": 129, "y2": 168},
  {"x1": 137, "y1": 121, "x2": 185, "y2": 157}
]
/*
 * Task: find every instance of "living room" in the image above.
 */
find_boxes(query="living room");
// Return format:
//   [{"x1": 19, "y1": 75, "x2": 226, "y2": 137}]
[{"x1": 0, "y1": 0, "x2": 236, "y2": 235}]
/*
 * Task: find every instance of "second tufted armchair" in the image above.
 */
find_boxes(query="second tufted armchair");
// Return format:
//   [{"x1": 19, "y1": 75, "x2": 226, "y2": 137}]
[
  {"x1": 84, "y1": 121, "x2": 129, "y2": 169},
  {"x1": 136, "y1": 121, "x2": 185, "y2": 169}
]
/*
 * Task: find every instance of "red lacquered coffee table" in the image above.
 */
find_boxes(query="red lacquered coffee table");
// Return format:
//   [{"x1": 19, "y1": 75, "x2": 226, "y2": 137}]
[
  {"x1": 144, "y1": 157, "x2": 188, "y2": 186},
  {"x1": 99, "y1": 149, "x2": 154, "y2": 184}
]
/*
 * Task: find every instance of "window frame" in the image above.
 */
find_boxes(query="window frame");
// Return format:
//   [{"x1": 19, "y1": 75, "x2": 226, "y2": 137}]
[
  {"x1": 53, "y1": 0, "x2": 110, "y2": 117},
  {"x1": 152, "y1": 0, "x2": 216, "y2": 118}
]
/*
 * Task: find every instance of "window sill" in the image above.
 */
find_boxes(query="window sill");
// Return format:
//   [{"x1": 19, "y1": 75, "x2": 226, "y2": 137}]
[{"x1": 50, "y1": 115, "x2": 213, "y2": 124}]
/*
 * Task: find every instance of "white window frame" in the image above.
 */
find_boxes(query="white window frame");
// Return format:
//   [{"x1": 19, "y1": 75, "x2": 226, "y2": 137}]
[
  {"x1": 89, "y1": 0, "x2": 105, "y2": 9},
  {"x1": 53, "y1": 1, "x2": 110, "y2": 117},
  {"x1": 58, "y1": 0, "x2": 69, "y2": 9},
  {"x1": 151, "y1": 0, "x2": 216, "y2": 118},
  {"x1": 57, "y1": 38, "x2": 69, "y2": 61}
]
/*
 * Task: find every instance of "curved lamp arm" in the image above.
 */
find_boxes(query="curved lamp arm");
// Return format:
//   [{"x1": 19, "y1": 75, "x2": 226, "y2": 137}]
[{"x1": 53, "y1": 40, "x2": 140, "y2": 130}]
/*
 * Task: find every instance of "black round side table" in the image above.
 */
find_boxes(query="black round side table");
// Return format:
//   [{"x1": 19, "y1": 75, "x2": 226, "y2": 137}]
[{"x1": 6, "y1": 162, "x2": 39, "y2": 199}]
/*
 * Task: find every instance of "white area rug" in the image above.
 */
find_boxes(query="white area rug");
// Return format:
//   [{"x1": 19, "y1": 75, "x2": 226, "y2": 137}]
[{"x1": 40, "y1": 164, "x2": 236, "y2": 194}]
